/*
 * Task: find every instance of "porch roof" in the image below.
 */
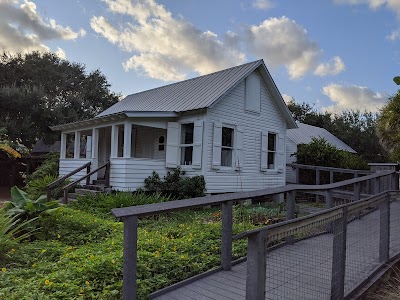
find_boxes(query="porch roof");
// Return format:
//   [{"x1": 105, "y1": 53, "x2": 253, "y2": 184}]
[{"x1": 50, "y1": 111, "x2": 178, "y2": 131}]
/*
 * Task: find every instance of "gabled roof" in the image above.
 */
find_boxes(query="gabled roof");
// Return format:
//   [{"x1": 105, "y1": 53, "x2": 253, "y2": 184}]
[
  {"x1": 287, "y1": 122, "x2": 356, "y2": 153},
  {"x1": 96, "y1": 59, "x2": 296, "y2": 128}
]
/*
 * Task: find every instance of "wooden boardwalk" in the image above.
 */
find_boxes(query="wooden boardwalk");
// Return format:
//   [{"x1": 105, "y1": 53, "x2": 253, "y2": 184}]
[{"x1": 153, "y1": 201, "x2": 400, "y2": 300}]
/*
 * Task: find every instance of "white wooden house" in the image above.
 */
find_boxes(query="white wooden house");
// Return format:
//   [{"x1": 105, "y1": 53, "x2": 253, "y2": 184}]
[
  {"x1": 51, "y1": 60, "x2": 297, "y2": 193},
  {"x1": 286, "y1": 122, "x2": 357, "y2": 183}
]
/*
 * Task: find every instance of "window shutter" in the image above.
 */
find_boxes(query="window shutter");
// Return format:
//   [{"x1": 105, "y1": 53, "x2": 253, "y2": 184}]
[
  {"x1": 166, "y1": 122, "x2": 179, "y2": 168},
  {"x1": 261, "y1": 130, "x2": 268, "y2": 171},
  {"x1": 235, "y1": 126, "x2": 244, "y2": 170},
  {"x1": 278, "y1": 133, "x2": 285, "y2": 170},
  {"x1": 192, "y1": 120, "x2": 203, "y2": 169},
  {"x1": 212, "y1": 121, "x2": 222, "y2": 169}
]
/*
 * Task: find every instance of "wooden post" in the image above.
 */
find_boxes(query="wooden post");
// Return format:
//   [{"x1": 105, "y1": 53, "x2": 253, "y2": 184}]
[
  {"x1": 221, "y1": 201, "x2": 233, "y2": 271},
  {"x1": 74, "y1": 131, "x2": 81, "y2": 159},
  {"x1": 316, "y1": 169, "x2": 320, "y2": 185},
  {"x1": 392, "y1": 172, "x2": 399, "y2": 190},
  {"x1": 330, "y1": 171, "x2": 334, "y2": 184},
  {"x1": 122, "y1": 216, "x2": 138, "y2": 300},
  {"x1": 86, "y1": 164, "x2": 91, "y2": 186},
  {"x1": 246, "y1": 231, "x2": 267, "y2": 300},
  {"x1": 124, "y1": 122, "x2": 132, "y2": 158},
  {"x1": 63, "y1": 188, "x2": 69, "y2": 204},
  {"x1": 379, "y1": 195, "x2": 390, "y2": 263},
  {"x1": 286, "y1": 190, "x2": 296, "y2": 244},
  {"x1": 325, "y1": 190, "x2": 333, "y2": 232},
  {"x1": 331, "y1": 207, "x2": 347, "y2": 300},
  {"x1": 111, "y1": 125, "x2": 119, "y2": 158},
  {"x1": 354, "y1": 182, "x2": 360, "y2": 202},
  {"x1": 60, "y1": 132, "x2": 67, "y2": 159},
  {"x1": 374, "y1": 177, "x2": 380, "y2": 194},
  {"x1": 296, "y1": 167, "x2": 300, "y2": 184}
]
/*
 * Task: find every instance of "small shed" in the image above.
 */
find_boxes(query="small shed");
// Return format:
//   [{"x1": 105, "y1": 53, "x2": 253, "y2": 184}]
[{"x1": 286, "y1": 122, "x2": 356, "y2": 183}]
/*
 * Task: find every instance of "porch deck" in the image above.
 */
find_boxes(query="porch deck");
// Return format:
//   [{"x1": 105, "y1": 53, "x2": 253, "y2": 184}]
[{"x1": 153, "y1": 201, "x2": 400, "y2": 300}]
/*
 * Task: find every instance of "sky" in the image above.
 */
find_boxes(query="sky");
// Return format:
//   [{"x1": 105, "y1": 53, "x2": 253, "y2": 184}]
[{"x1": 1, "y1": 0, "x2": 400, "y2": 113}]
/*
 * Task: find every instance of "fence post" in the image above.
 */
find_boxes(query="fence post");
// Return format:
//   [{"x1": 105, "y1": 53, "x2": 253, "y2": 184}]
[
  {"x1": 379, "y1": 194, "x2": 390, "y2": 263},
  {"x1": 221, "y1": 201, "x2": 233, "y2": 271},
  {"x1": 354, "y1": 182, "x2": 360, "y2": 201},
  {"x1": 330, "y1": 171, "x2": 334, "y2": 184},
  {"x1": 331, "y1": 207, "x2": 347, "y2": 300},
  {"x1": 246, "y1": 231, "x2": 267, "y2": 300},
  {"x1": 296, "y1": 167, "x2": 300, "y2": 184},
  {"x1": 374, "y1": 177, "x2": 380, "y2": 194},
  {"x1": 392, "y1": 172, "x2": 399, "y2": 190},
  {"x1": 316, "y1": 169, "x2": 320, "y2": 185},
  {"x1": 286, "y1": 190, "x2": 296, "y2": 244},
  {"x1": 122, "y1": 216, "x2": 138, "y2": 300},
  {"x1": 63, "y1": 188, "x2": 69, "y2": 204}
]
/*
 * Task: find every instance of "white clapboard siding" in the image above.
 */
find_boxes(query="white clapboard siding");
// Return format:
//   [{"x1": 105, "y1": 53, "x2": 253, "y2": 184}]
[
  {"x1": 286, "y1": 138, "x2": 298, "y2": 183},
  {"x1": 109, "y1": 158, "x2": 168, "y2": 191},
  {"x1": 59, "y1": 159, "x2": 93, "y2": 183},
  {"x1": 206, "y1": 71, "x2": 287, "y2": 193}
]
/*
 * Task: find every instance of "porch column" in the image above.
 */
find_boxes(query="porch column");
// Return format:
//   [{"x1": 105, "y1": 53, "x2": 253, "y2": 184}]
[
  {"x1": 123, "y1": 122, "x2": 132, "y2": 158},
  {"x1": 60, "y1": 132, "x2": 67, "y2": 159},
  {"x1": 74, "y1": 131, "x2": 81, "y2": 159},
  {"x1": 111, "y1": 125, "x2": 119, "y2": 158},
  {"x1": 91, "y1": 128, "x2": 99, "y2": 160}
]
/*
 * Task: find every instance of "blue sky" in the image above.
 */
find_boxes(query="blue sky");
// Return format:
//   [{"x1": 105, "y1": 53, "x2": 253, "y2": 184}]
[{"x1": 1, "y1": 0, "x2": 400, "y2": 113}]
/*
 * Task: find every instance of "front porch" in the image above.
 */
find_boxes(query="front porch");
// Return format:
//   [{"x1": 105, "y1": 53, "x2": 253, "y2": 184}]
[{"x1": 59, "y1": 120, "x2": 169, "y2": 191}]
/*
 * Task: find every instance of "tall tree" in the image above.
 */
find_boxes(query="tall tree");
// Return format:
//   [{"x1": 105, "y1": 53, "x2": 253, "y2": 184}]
[
  {"x1": 376, "y1": 91, "x2": 400, "y2": 160},
  {"x1": 287, "y1": 99, "x2": 388, "y2": 162},
  {"x1": 0, "y1": 52, "x2": 119, "y2": 147}
]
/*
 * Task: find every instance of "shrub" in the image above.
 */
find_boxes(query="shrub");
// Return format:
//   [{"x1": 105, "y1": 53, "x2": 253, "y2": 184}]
[
  {"x1": 5, "y1": 186, "x2": 59, "y2": 230},
  {"x1": 70, "y1": 192, "x2": 169, "y2": 219},
  {"x1": 25, "y1": 174, "x2": 67, "y2": 200},
  {"x1": 0, "y1": 209, "x2": 35, "y2": 261},
  {"x1": 26, "y1": 153, "x2": 60, "y2": 184},
  {"x1": 144, "y1": 168, "x2": 206, "y2": 199}
]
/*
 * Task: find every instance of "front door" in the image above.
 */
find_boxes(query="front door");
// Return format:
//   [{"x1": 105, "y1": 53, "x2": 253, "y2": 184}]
[{"x1": 97, "y1": 127, "x2": 111, "y2": 179}]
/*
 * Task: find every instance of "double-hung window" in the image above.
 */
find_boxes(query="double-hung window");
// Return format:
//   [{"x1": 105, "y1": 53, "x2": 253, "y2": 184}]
[
  {"x1": 180, "y1": 123, "x2": 194, "y2": 165},
  {"x1": 221, "y1": 127, "x2": 234, "y2": 167},
  {"x1": 267, "y1": 133, "x2": 277, "y2": 169}
]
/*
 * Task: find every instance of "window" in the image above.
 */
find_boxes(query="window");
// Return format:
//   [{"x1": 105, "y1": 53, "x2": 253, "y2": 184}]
[
  {"x1": 245, "y1": 73, "x2": 261, "y2": 113},
  {"x1": 158, "y1": 136, "x2": 165, "y2": 151},
  {"x1": 221, "y1": 127, "x2": 234, "y2": 167},
  {"x1": 180, "y1": 123, "x2": 194, "y2": 165},
  {"x1": 267, "y1": 133, "x2": 277, "y2": 169}
]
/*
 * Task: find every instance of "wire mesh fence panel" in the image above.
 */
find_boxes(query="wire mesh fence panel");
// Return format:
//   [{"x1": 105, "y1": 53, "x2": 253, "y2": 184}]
[
  {"x1": 344, "y1": 204, "x2": 381, "y2": 296},
  {"x1": 389, "y1": 199, "x2": 400, "y2": 258}
]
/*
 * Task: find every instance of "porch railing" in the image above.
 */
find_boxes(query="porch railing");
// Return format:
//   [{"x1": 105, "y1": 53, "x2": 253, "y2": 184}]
[
  {"x1": 111, "y1": 167, "x2": 398, "y2": 300},
  {"x1": 47, "y1": 162, "x2": 91, "y2": 201},
  {"x1": 62, "y1": 161, "x2": 110, "y2": 204}
]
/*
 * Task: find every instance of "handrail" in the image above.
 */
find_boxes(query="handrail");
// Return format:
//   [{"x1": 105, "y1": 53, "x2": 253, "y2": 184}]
[
  {"x1": 286, "y1": 163, "x2": 373, "y2": 175},
  {"x1": 46, "y1": 161, "x2": 91, "y2": 201},
  {"x1": 62, "y1": 161, "x2": 110, "y2": 204},
  {"x1": 112, "y1": 170, "x2": 394, "y2": 218}
]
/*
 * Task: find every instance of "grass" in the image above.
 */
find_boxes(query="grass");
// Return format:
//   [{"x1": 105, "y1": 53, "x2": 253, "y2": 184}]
[{"x1": 0, "y1": 200, "x2": 257, "y2": 299}]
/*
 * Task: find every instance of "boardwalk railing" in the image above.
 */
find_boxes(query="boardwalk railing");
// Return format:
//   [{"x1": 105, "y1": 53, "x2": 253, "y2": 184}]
[
  {"x1": 235, "y1": 190, "x2": 398, "y2": 299},
  {"x1": 111, "y1": 169, "x2": 398, "y2": 300},
  {"x1": 286, "y1": 163, "x2": 373, "y2": 185}
]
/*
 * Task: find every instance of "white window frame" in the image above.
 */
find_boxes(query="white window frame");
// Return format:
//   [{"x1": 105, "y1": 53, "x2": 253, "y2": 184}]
[
  {"x1": 267, "y1": 132, "x2": 278, "y2": 170},
  {"x1": 221, "y1": 125, "x2": 235, "y2": 168},
  {"x1": 179, "y1": 122, "x2": 194, "y2": 166}
]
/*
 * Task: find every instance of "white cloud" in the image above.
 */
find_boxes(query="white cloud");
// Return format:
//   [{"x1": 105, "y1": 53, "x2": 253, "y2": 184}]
[
  {"x1": 282, "y1": 93, "x2": 295, "y2": 103},
  {"x1": 322, "y1": 83, "x2": 388, "y2": 112},
  {"x1": 252, "y1": 0, "x2": 273, "y2": 10},
  {"x1": 334, "y1": 0, "x2": 400, "y2": 17},
  {"x1": 387, "y1": 28, "x2": 400, "y2": 40},
  {"x1": 91, "y1": 0, "x2": 246, "y2": 81},
  {"x1": 55, "y1": 47, "x2": 66, "y2": 59},
  {"x1": 314, "y1": 56, "x2": 346, "y2": 76},
  {"x1": 0, "y1": 0, "x2": 85, "y2": 54},
  {"x1": 244, "y1": 17, "x2": 345, "y2": 79}
]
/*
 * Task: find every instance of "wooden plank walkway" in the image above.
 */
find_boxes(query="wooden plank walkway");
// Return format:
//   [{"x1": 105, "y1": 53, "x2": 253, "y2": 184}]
[{"x1": 153, "y1": 201, "x2": 400, "y2": 300}]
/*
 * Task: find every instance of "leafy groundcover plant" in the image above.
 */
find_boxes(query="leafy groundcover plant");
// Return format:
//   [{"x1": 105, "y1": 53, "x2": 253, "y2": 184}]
[{"x1": 0, "y1": 199, "x2": 256, "y2": 299}]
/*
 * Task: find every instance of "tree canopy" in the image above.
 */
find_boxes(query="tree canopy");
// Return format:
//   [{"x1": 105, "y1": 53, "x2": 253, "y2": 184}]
[
  {"x1": 287, "y1": 99, "x2": 388, "y2": 163},
  {"x1": 0, "y1": 52, "x2": 119, "y2": 148}
]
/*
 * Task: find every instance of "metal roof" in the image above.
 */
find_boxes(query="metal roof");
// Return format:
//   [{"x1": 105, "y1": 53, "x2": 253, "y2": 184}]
[
  {"x1": 287, "y1": 122, "x2": 356, "y2": 153},
  {"x1": 96, "y1": 60, "x2": 296, "y2": 128}
]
